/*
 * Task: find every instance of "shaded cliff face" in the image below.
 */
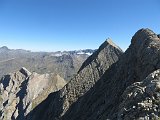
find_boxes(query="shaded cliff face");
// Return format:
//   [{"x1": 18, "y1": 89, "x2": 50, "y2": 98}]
[
  {"x1": 0, "y1": 67, "x2": 66, "y2": 120},
  {"x1": 28, "y1": 39, "x2": 123, "y2": 120}
]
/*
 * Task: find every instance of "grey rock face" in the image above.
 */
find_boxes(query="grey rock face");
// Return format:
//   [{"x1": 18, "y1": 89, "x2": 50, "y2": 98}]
[
  {"x1": 118, "y1": 69, "x2": 160, "y2": 120},
  {"x1": 0, "y1": 68, "x2": 66, "y2": 120},
  {"x1": 28, "y1": 39, "x2": 123, "y2": 120}
]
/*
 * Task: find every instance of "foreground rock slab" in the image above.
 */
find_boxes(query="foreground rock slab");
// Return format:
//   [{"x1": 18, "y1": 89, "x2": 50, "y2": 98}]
[{"x1": 0, "y1": 67, "x2": 66, "y2": 120}]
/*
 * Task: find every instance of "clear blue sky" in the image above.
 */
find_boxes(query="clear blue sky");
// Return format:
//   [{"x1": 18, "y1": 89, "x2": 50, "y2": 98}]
[{"x1": 0, "y1": 0, "x2": 159, "y2": 51}]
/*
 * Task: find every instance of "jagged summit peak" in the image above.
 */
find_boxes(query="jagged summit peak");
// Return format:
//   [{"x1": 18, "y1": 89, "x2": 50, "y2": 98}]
[
  {"x1": 0, "y1": 46, "x2": 9, "y2": 52},
  {"x1": 131, "y1": 28, "x2": 158, "y2": 45},
  {"x1": 106, "y1": 38, "x2": 121, "y2": 49},
  {"x1": 78, "y1": 38, "x2": 123, "y2": 72},
  {"x1": 0, "y1": 46, "x2": 8, "y2": 49},
  {"x1": 134, "y1": 28, "x2": 157, "y2": 37},
  {"x1": 19, "y1": 67, "x2": 31, "y2": 77},
  {"x1": 98, "y1": 38, "x2": 122, "y2": 52}
]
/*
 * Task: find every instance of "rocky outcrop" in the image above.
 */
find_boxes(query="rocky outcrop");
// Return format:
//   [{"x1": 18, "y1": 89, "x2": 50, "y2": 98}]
[
  {"x1": 0, "y1": 67, "x2": 66, "y2": 120},
  {"x1": 28, "y1": 39, "x2": 123, "y2": 120},
  {"x1": 118, "y1": 69, "x2": 160, "y2": 120}
]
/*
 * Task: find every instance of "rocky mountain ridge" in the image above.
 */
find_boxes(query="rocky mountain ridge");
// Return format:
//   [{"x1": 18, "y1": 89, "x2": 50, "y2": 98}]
[
  {"x1": 25, "y1": 28, "x2": 160, "y2": 120},
  {"x1": 59, "y1": 28, "x2": 160, "y2": 120},
  {"x1": 27, "y1": 39, "x2": 123, "y2": 120}
]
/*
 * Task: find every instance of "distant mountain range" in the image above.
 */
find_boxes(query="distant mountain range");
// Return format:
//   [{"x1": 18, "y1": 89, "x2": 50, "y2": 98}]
[
  {"x1": 0, "y1": 46, "x2": 95, "y2": 56},
  {"x1": 0, "y1": 46, "x2": 95, "y2": 81}
]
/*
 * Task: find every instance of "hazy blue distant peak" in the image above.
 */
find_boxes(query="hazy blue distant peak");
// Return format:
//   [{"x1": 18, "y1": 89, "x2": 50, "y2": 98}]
[
  {"x1": 0, "y1": 46, "x2": 9, "y2": 50},
  {"x1": 0, "y1": 46, "x2": 9, "y2": 52}
]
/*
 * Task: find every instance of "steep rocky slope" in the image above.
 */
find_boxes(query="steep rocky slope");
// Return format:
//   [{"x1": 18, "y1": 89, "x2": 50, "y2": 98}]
[
  {"x1": 26, "y1": 28, "x2": 160, "y2": 120},
  {"x1": 0, "y1": 67, "x2": 66, "y2": 120},
  {"x1": 27, "y1": 39, "x2": 123, "y2": 120},
  {"x1": 0, "y1": 48, "x2": 94, "y2": 81}
]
